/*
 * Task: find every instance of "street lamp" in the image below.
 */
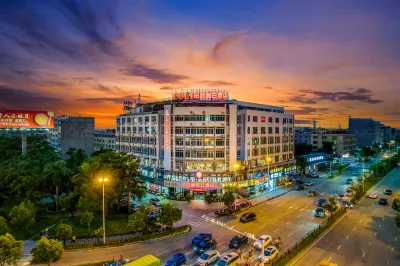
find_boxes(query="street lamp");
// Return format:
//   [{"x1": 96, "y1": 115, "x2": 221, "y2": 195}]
[
  {"x1": 266, "y1": 157, "x2": 272, "y2": 175},
  {"x1": 99, "y1": 177, "x2": 109, "y2": 244},
  {"x1": 234, "y1": 163, "x2": 239, "y2": 181}
]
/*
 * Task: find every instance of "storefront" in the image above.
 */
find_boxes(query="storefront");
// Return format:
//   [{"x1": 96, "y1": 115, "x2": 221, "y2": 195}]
[{"x1": 303, "y1": 153, "x2": 331, "y2": 174}]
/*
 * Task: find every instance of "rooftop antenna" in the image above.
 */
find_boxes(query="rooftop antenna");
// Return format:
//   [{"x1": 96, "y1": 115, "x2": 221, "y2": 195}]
[{"x1": 313, "y1": 119, "x2": 317, "y2": 131}]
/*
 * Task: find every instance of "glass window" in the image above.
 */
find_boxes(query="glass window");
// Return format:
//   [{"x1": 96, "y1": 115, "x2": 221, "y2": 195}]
[
  {"x1": 268, "y1": 117, "x2": 273, "y2": 123},
  {"x1": 252, "y1": 127, "x2": 258, "y2": 134},
  {"x1": 261, "y1": 116, "x2": 266, "y2": 122},
  {"x1": 261, "y1": 127, "x2": 266, "y2": 134},
  {"x1": 247, "y1": 127, "x2": 250, "y2": 134},
  {"x1": 216, "y1": 151, "x2": 224, "y2": 158},
  {"x1": 216, "y1": 139, "x2": 224, "y2": 146},
  {"x1": 145, "y1": 116, "x2": 150, "y2": 122},
  {"x1": 275, "y1": 127, "x2": 279, "y2": 134},
  {"x1": 268, "y1": 127, "x2": 273, "y2": 134},
  {"x1": 253, "y1": 116, "x2": 257, "y2": 122},
  {"x1": 248, "y1": 115, "x2": 250, "y2": 122},
  {"x1": 216, "y1": 128, "x2": 225, "y2": 134},
  {"x1": 275, "y1": 117, "x2": 279, "y2": 123}
]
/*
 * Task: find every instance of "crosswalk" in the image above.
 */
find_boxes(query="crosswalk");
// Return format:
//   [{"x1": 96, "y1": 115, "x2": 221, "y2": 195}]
[{"x1": 186, "y1": 219, "x2": 206, "y2": 228}]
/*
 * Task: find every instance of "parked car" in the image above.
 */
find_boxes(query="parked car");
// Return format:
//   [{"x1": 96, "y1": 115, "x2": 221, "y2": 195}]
[
  {"x1": 295, "y1": 185, "x2": 305, "y2": 191},
  {"x1": 337, "y1": 194, "x2": 345, "y2": 201},
  {"x1": 194, "y1": 238, "x2": 217, "y2": 255},
  {"x1": 258, "y1": 246, "x2": 279, "y2": 264},
  {"x1": 308, "y1": 190, "x2": 317, "y2": 197},
  {"x1": 192, "y1": 233, "x2": 212, "y2": 246},
  {"x1": 131, "y1": 202, "x2": 142, "y2": 212},
  {"x1": 216, "y1": 252, "x2": 240, "y2": 266},
  {"x1": 304, "y1": 181, "x2": 313, "y2": 186},
  {"x1": 308, "y1": 172, "x2": 319, "y2": 178},
  {"x1": 383, "y1": 189, "x2": 392, "y2": 195},
  {"x1": 369, "y1": 193, "x2": 379, "y2": 199},
  {"x1": 240, "y1": 212, "x2": 256, "y2": 223},
  {"x1": 165, "y1": 253, "x2": 188, "y2": 266},
  {"x1": 253, "y1": 235, "x2": 272, "y2": 249},
  {"x1": 317, "y1": 198, "x2": 327, "y2": 207},
  {"x1": 196, "y1": 250, "x2": 220, "y2": 266},
  {"x1": 340, "y1": 200, "x2": 353, "y2": 208},
  {"x1": 228, "y1": 234, "x2": 248, "y2": 248},
  {"x1": 150, "y1": 198, "x2": 162, "y2": 207},
  {"x1": 149, "y1": 211, "x2": 158, "y2": 220},
  {"x1": 379, "y1": 198, "x2": 388, "y2": 205},
  {"x1": 314, "y1": 208, "x2": 325, "y2": 218},
  {"x1": 345, "y1": 188, "x2": 353, "y2": 197},
  {"x1": 346, "y1": 179, "x2": 353, "y2": 185}
]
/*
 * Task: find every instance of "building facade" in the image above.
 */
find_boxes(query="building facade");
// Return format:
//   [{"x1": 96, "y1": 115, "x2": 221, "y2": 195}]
[
  {"x1": 311, "y1": 129, "x2": 356, "y2": 157},
  {"x1": 295, "y1": 127, "x2": 313, "y2": 145},
  {"x1": 48, "y1": 116, "x2": 95, "y2": 156},
  {"x1": 116, "y1": 90, "x2": 295, "y2": 197},
  {"x1": 94, "y1": 129, "x2": 116, "y2": 151},
  {"x1": 349, "y1": 117, "x2": 381, "y2": 147}
]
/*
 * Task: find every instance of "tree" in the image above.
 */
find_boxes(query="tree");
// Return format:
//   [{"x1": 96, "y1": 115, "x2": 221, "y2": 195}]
[
  {"x1": 0, "y1": 233, "x2": 23, "y2": 266},
  {"x1": 80, "y1": 211, "x2": 94, "y2": 234},
  {"x1": 128, "y1": 206, "x2": 151, "y2": 233},
  {"x1": 336, "y1": 164, "x2": 348, "y2": 175},
  {"x1": 9, "y1": 201, "x2": 37, "y2": 233},
  {"x1": 222, "y1": 189, "x2": 235, "y2": 210},
  {"x1": 56, "y1": 224, "x2": 72, "y2": 246},
  {"x1": 0, "y1": 216, "x2": 11, "y2": 235},
  {"x1": 294, "y1": 144, "x2": 312, "y2": 156},
  {"x1": 58, "y1": 192, "x2": 79, "y2": 217},
  {"x1": 395, "y1": 213, "x2": 400, "y2": 229},
  {"x1": 43, "y1": 160, "x2": 71, "y2": 212},
  {"x1": 360, "y1": 147, "x2": 375, "y2": 158},
  {"x1": 65, "y1": 148, "x2": 88, "y2": 176},
  {"x1": 323, "y1": 197, "x2": 338, "y2": 216},
  {"x1": 320, "y1": 141, "x2": 333, "y2": 154},
  {"x1": 392, "y1": 193, "x2": 400, "y2": 212},
  {"x1": 94, "y1": 227, "x2": 104, "y2": 244},
  {"x1": 295, "y1": 156, "x2": 307, "y2": 174},
  {"x1": 31, "y1": 236, "x2": 63, "y2": 266},
  {"x1": 158, "y1": 204, "x2": 183, "y2": 229},
  {"x1": 122, "y1": 158, "x2": 146, "y2": 213}
]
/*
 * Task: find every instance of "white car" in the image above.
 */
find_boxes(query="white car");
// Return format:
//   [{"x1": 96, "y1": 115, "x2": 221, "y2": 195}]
[
  {"x1": 369, "y1": 193, "x2": 379, "y2": 199},
  {"x1": 254, "y1": 235, "x2": 272, "y2": 249},
  {"x1": 196, "y1": 250, "x2": 220, "y2": 266},
  {"x1": 258, "y1": 246, "x2": 279, "y2": 264}
]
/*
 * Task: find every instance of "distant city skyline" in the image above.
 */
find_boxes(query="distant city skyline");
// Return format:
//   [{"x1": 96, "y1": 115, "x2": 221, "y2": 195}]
[{"x1": 1, "y1": 0, "x2": 399, "y2": 128}]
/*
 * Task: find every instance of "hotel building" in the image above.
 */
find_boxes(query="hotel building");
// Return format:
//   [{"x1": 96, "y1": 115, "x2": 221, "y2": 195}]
[{"x1": 116, "y1": 89, "x2": 295, "y2": 197}]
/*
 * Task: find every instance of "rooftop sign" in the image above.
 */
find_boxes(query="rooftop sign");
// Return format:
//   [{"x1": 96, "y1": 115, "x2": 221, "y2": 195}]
[
  {"x1": 0, "y1": 110, "x2": 54, "y2": 129},
  {"x1": 172, "y1": 89, "x2": 229, "y2": 103}
]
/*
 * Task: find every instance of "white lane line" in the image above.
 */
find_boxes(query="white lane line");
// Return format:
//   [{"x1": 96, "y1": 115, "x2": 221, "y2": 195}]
[
  {"x1": 375, "y1": 232, "x2": 377, "y2": 236},
  {"x1": 369, "y1": 242, "x2": 371, "y2": 245},
  {"x1": 185, "y1": 251, "x2": 193, "y2": 255},
  {"x1": 352, "y1": 227, "x2": 356, "y2": 231},
  {"x1": 337, "y1": 245, "x2": 341, "y2": 250},
  {"x1": 286, "y1": 221, "x2": 291, "y2": 224},
  {"x1": 387, "y1": 259, "x2": 390, "y2": 265},
  {"x1": 251, "y1": 256, "x2": 259, "y2": 263},
  {"x1": 359, "y1": 220, "x2": 362, "y2": 223},
  {"x1": 297, "y1": 215, "x2": 301, "y2": 218},
  {"x1": 379, "y1": 225, "x2": 382, "y2": 228},
  {"x1": 383, "y1": 217, "x2": 385, "y2": 221},
  {"x1": 300, "y1": 224, "x2": 304, "y2": 228},
  {"x1": 327, "y1": 257, "x2": 332, "y2": 262},
  {"x1": 260, "y1": 224, "x2": 266, "y2": 228},
  {"x1": 278, "y1": 204, "x2": 283, "y2": 207},
  {"x1": 218, "y1": 241, "x2": 226, "y2": 245},
  {"x1": 395, "y1": 237, "x2": 397, "y2": 241},
  {"x1": 346, "y1": 236, "x2": 349, "y2": 239},
  {"x1": 273, "y1": 229, "x2": 279, "y2": 232},
  {"x1": 218, "y1": 246, "x2": 228, "y2": 252},
  {"x1": 288, "y1": 233, "x2": 293, "y2": 236},
  {"x1": 391, "y1": 248, "x2": 393, "y2": 252},
  {"x1": 362, "y1": 252, "x2": 366, "y2": 258}
]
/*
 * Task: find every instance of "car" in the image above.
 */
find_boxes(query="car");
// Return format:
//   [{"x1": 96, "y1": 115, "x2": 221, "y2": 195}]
[
  {"x1": 317, "y1": 198, "x2": 326, "y2": 207},
  {"x1": 149, "y1": 211, "x2": 158, "y2": 220},
  {"x1": 165, "y1": 253, "x2": 188, "y2": 266},
  {"x1": 337, "y1": 194, "x2": 345, "y2": 201},
  {"x1": 253, "y1": 235, "x2": 272, "y2": 249},
  {"x1": 304, "y1": 181, "x2": 313, "y2": 186},
  {"x1": 295, "y1": 179, "x2": 305, "y2": 185},
  {"x1": 308, "y1": 190, "x2": 317, "y2": 197},
  {"x1": 340, "y1": 200, "x2": 353, "y2": 208},
  {"x1": 346, "y1": 179, "x2": 353, "y2": 185},
  {"x1": 369, "y1": 193, "x2": 379, "y2": 199},
  {"x1": 345, "y1": 188, "x2": 353, "y2": 197},
  {"x1": 258, "y1": 246, "x2": 279, "y2": 264},
  {"x1": 295, "y1": 185, "x2": 305, "y2": 191},
  {"x1": 314, "y1": 207, "x2": 325, "y2": 218},
  {"x1": 379, "y1": 198, "x2": 388, "y2": 205},
  {"x1": 228, "y1": 234, "x2": 248, "y2": 248},
  {"x1": 194, "y1": 238, "x2": 217, "y2": 255},
  {"x1": 131, "y1": 202, "x2": 142, "y2": 212},
  {"x1": 239, "y1": 212, "x2": 256, "y2": 223},
  {"x1": 308, "y1": 172, "x2": 319, "y2": 178},
  {"x1": 216, "y1": 252, "x2": 240, "y2": 266},
  {"x1": 383, "y1": 189, "x2": 392, "y2": 195},
  {"x1": 150, "y1": 198, "x2": 162, "y2": 207},
  {"x1": 192, "y1": 233, "x2": 212, "y2": 246},
  {"x1": 196, "y1": 250, "x2": 220, "y2": 266}
]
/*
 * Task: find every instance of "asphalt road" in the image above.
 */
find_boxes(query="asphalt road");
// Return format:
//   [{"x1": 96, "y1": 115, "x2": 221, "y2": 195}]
[
  {"x1": 292, "y1": 167, "x2": 400, "y2": 266},
  {"x1": 53, "y1": 160, "x2": 381, "y2": 266}
]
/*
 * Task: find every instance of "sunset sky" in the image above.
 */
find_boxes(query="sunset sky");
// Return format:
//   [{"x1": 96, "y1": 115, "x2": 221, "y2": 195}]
[{"x1": 0, "y1": 0, "x2": 399, "y2": 129}]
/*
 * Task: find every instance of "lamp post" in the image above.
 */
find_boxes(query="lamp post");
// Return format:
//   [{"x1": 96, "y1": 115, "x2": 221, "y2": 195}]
[
  {"x1": 234, "y1": 163, "x2": 239, "y2": 181},
  {"x1": 266, "y1": 157, "x2": 272, "y2": 175},
  {"x1": 99, "y1": 177, "x2": 109, "y2": 244}
]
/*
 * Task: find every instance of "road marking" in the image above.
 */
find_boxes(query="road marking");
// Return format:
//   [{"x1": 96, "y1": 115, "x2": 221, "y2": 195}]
[
  {"x1": 362, "y1": 252, "x2": 366, "y2": 258},
  {"x1": 288, "y1": 233, "x2": 293, "y2": 236},
  {"x1": 359, "y1": 220, "x2": 362, "y2": 223},
  {"x1": 383, "y1": 217, "x2": 385, "y2": 221},
  {"x1": 352, "y1": 227, "x2": 356, "y2": 231},
  {"x1": 375, "y1": 232, "x2": 377, "y2": 236},
  {"x1": 300, "y1": 224, "x2": 304, "y2": 228},
  {"x1": 387, "y1": 259, "x2": 390, "y2": 265},
  {"x1": 218, "y1": 246, "x2": 229, "y2": 252},
  {"x1": 327, "y1": 257, "x2": 332, "y2": 262},
  {"x1": 251, "y1": 256, "x2": 259, "y2": 262},
  {"x1": 286, "y1": 221, "x2": 291, "y2": 224},
  {"x1": 218, "y1": 241, "x2": 226, "y2": 245},
  {"x1": 185, "y1": 251, "x2": 193, "y2": 255},
  {"x1": 379, "y1": 225, "x2": 382, "y2": 228},
  {"x1": 311, "y1": 217, "x2": 314, "y2": 220},
  {"x1": 395, "y1": 237, "x2": 397, "y2": 241},
  {"x1": 187, "y1": 220, "x2": 203, "y2": 227},
  {"x1": 337, "y1": 245, "x2": 341, "y2": 250},
  {"x1": 297, "y1": 215, "x2": 301, "y2": 218},
  {"x1": 260, "y1": 224, "x2": 266, "y2": 228},
  {"x1": 273, "y1": 229, "x2": 279, "y2": 232},
  {"x1": 369, "y1": 242, "x2": 371, "y2": 245},
  {"x1": 278, "y1": 204, "x2": 283, "y2": 207},
  {"x1": 346, "y1": 236, "x2": 349, "y2": 239},
  {"x1": 391, "y1": 248, "x2": 393, "y2": 252}
]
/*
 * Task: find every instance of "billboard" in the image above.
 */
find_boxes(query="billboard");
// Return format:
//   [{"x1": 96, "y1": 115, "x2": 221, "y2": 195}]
[
  {"x1": 172, "y1": 89, "x2": 229, "y2": 103},
  {"x1": 0, "y1": 110, "x2": 54, "y2": 129}
]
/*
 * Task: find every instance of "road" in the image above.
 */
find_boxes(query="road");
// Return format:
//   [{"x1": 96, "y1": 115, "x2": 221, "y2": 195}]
[
  {"x1": 292, "y1": 167, "x2": 400, "y2": 266},
  {"x1": 53, "y1": 159, "x2": 381, "y2": 266}
]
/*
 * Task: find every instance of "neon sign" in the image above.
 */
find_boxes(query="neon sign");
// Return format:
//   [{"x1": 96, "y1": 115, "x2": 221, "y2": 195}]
[
  {"x1": 182, "y1": 182, "x2": 219, "y2": 189},
  {"x1": 172, "y1": 89, "x2": 229, "y2": 102},
  {"x1": 164, "y1": 109, "x2": 170, "y2": 149}
]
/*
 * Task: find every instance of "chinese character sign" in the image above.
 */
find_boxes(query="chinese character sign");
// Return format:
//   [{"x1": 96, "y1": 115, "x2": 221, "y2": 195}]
[
  {"x1": 172, "y1": 89, "x2": 229, "y2": 102},
  {"x1": 0, "y1": 110, "x2": 54, "y2": 129}
]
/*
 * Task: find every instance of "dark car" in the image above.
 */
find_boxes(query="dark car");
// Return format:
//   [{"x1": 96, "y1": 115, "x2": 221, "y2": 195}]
[
  {"x1": 192, "y1": 233, "x2": 212, "y2": 246},
  {"x1": 165, "y1": 253, "x2": 188, "y2": 266},
  {"x1": 240, "y1": 212, "x2": 256, "y2": 223},
  {"x1": 193, "y1": 238, "x2": 217, "y2": 254},
  {"x1": 379, "y1": 198, "x2": 388, "y2": 205},
  {"x1": 295, "y1": 185, "x2": 305, "y2": 191},
  {"x1": 228, "y1": 234, "x2": 248, "y2": 248},
  {"x1": 383, "y1": 189, "x2": 392, "y2": 195},
  {"x1": 307, "y1": 172, "x2": 319, "y2": 178},
  {"x1": 308, "y1": 190, "x2": 317, "y2": 197},
  {"x1": 317, "y1": 198, "x2": 327, "y2": 207}
]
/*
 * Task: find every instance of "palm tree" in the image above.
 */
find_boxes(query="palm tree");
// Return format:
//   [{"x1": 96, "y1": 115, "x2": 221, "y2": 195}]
[
  {"x1": 123, "y1": 155, "x2": 146, "y2": 213},
  {"x1": 44, "y1": 160, "x2": 71, "y2": 212}
]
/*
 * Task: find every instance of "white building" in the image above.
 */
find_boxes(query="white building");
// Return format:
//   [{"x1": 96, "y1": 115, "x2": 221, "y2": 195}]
[
  {"x1": 295, "y1": 127, "x2": 313, "y2": 145},
  {"x1": 116, "y1": 89, "x2": 295, "y2": 197},
  {"x1": 48, "y1": 116, "x2": 94, "y2": 156},
  {"x1": 311, "y1": 129, "x2": 356, "y2": 157},
  {"x1": 94, "y1": 129, "x2": 116, "y2": 151}
]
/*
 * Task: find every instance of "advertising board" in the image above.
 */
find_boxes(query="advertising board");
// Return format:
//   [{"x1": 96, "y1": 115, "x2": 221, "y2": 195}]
[
  {"x1": 0, "y1": 110, "x2": 54, "y2": 129},
  {"x1": 172, "y1": 89, "x2": 229, "y2": 103}
]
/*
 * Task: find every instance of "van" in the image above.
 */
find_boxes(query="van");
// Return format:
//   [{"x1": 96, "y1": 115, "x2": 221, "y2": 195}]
[
  {"x1": 319, "y1": 260, "x2": 338, "y2": 266},
  {"x1": 216, "y1": 252, "x2": 240, "y2": 266}
]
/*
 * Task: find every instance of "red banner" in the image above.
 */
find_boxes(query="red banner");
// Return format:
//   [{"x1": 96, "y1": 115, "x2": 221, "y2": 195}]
[
  {"x1": 0, "y1": 110, "x2": 54, "y2": 129},
  {"x1": 182, "y1": 182, "x2": 219, "y2": 189}
]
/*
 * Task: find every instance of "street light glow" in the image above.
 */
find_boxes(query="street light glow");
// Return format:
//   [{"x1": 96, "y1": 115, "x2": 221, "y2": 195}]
[
  {"x1": 234, "y1": 163, "x2": 239, "y2": 169},
  {"x1": 266, "y1": 157, "x2": 272, "y2": 162},
  {"x1": 99, "y1": 177, "x2": 109, "y2": 182}
]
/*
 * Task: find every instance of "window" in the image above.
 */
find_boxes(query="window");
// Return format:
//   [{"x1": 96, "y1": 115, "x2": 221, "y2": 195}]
[
  {"x1": 216, "y1": 139, "x2": 225, "y2": 146},
  {"x1": 268, "y1": 117, "x2": 273, "y2": 123},
  {"x1": 122, "y1": 118, "x2": 126, "y2": 124},
  {"x1": 275, "y1": 127, "x2": 280, "y2": 134},
  {"x1": 261, "y1": 116, "x2": 266, "y2": 122},
  {"x1": 269, "y1": 136, "x2": 274, "y2": 144},
  {"x1": 216, "y1": 128, "x2": 225, "y2": 134},
  {"x1": 138, "y1": 127, "x2": 143, "y2": 133},
  {"x1": 145, "y1": 116, "x2": 150, "y2": 123},
  {"x1": 275, "y1": 136, "x2": 281, "y2": 143},
  {"x1": 175, "y1": 115, "x2": 184, "y2": 121},
  {"x1": 145, "y1": 127, "x2": 150, "y2": 134},
  {"x1": 268, "y1": 127, "x2": 273, "y2": 134},
  {"x1": 253, "y1": 116, "x2": 257, "y2": 122},
  {"x1": 252, "y1": 148, "x2": 259, "y2": 156},
  {"x1": 175, "y1": 150, "x2": 184, "y2": 158},
  {"x1": 289, "y1": 119, "x2": 293, "y2": 123},
  {"x1": 216, "y1": 150, "x2": 224, "y2": 158},
  {"x1": 138, "y1": 117, "x2": 143, "y2": 123},
  {"x1": 275, "y1": 146, "x2": 280, "y2": 153},
  {"x1": 175, "y1": 138, "x2": 183, "y2": 146},
  {"x1": 151, "y1": 116, "x2": 156, "y2": 123},
  {"x1": 275, "y1": 155, "x2": 279, "y2": 162},
  {"x1": 127, "y1": 117, "x2": 131, "y2": 123},
  {"x1": 248, "y1": 115, "x2": 250, "y2": 122},
  {"x1": 275, "y1": 117, "x2": 279, "y2": 123},
  {"x1": 175, "y1": 127, "x2": 184, "y2": 134},
  {"x1": 252, "y1": 127, "x2": 258, "y2": 134},
  {"x1": 247, "y1": 127, "x2": 250, "y2": 134},
  {"x1": 252, "y1": 137, "x2": 259, "y2": 145},
  {"x1": 237, "y1": 115, "x2": 242, "y2": 123},
  {"x1": 261, "y1": 147, "x2": 267, "y2": 155},
  {"x1": 283, "y1": 118, "x2": 287, "y2": 124},
  {"x1": 289, "y1": 127, "x2": 293, "y2": 133},
  {"x1": 261, "y1": 136, "x2": 267, "y2": 144},
  {"x1": 261, "y1": 127, "x2": 266, "y2": 134}
]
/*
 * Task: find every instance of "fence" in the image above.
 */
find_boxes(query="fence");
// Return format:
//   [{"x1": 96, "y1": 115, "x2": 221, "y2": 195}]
[
  {"x1": 271, "y1": 209, "x2": 345, "y2": 266},
  {"x1": 63, "y1": 232, "x2": 139, "y2": 246}
]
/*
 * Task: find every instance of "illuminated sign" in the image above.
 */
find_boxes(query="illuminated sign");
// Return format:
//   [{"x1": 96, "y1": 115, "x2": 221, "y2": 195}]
[
  {"x1": 172, "y1": 89, "x2": 229, "y2": 103},
  {"x1": 182, "y1": 182, "x2": 219, "y2": 189},
  {"x1": 195, "y1": 171, "x2": 203, "y2": 178},
  {"x1": 164, "y1": 109, "x2": 170, "y2": 149},
  {"x1": 0, "y1": 110, "x2": 54, "y2": 129},
  {"x1": 163, "y1": 180, "x2": 181, "y2": 188}
]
